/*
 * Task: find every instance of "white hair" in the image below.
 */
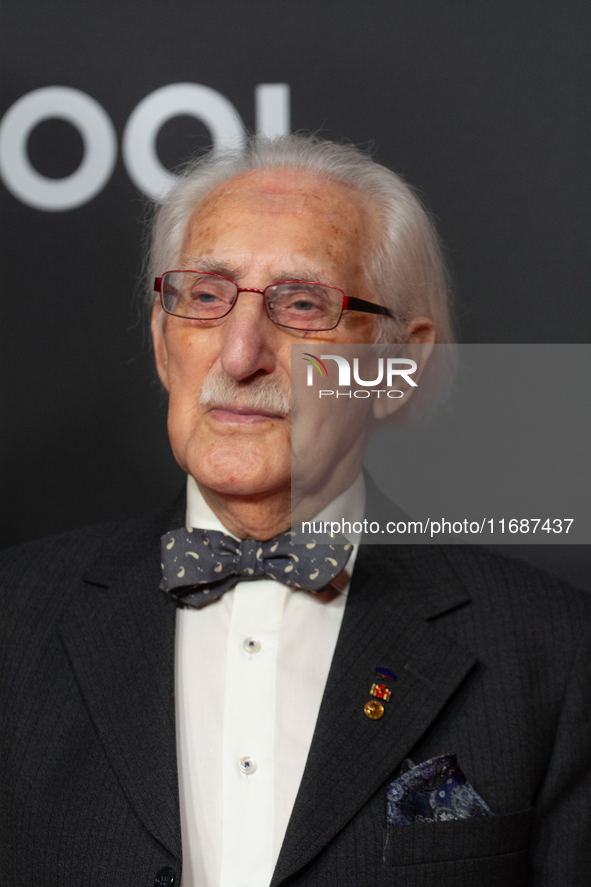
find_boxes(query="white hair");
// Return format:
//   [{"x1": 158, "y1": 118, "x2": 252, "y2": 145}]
[{"x1": 145, "y1": 134, "x2": 454, "y2": 345}]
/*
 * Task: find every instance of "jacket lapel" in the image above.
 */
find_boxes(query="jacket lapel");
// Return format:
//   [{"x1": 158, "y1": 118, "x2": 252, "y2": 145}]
[
  {"x1": 59, "y1": 496, "x2": 185, "y2": 860},
  {"x1": 271, "y1": 543, "x2": 476, "y2": 886}
]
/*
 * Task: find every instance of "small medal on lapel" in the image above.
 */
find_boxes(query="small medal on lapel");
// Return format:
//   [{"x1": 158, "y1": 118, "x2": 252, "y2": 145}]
[
  {"x1": 370, "y1": 682, "x2": 392, "y2": 702},
  {"x1": 364, "y1": 700, "x2": 384, "y2": 720},
  {"x1": 375, "y1": 666, "x2": 396, "y2": 682}
]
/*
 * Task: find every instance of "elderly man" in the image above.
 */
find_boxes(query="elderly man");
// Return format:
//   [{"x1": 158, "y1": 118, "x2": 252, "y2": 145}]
[{"x1": 1, "y1": 135, "x2": 590, "y2": 887}]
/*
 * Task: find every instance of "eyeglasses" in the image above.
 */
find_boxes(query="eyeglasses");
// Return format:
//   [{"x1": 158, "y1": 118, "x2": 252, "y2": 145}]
[{"x1": 153, "y1": 270, "x2": 394, "y2": 332}]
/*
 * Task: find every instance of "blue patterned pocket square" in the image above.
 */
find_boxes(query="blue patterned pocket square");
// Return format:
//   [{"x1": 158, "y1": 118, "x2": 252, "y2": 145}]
[{"x1": 386, "y1": 753, "x2": 493, "y2": 827}]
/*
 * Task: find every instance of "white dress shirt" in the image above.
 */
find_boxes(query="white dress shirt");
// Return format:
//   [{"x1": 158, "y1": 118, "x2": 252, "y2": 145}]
[{"x1": 175, "y1": 473, "x2": 365, "y2": 887}]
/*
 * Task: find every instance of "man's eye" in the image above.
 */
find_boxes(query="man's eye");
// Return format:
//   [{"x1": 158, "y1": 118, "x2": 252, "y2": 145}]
[
  {"x1": 283, "y1": 292, "x2": 324, "y2": 310},
  {"x1": 193, "y1": 291, "x2": 219, "y2": 303}
]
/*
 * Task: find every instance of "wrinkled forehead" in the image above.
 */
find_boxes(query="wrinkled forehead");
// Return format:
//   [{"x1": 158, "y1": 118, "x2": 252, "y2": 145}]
[{"x1": 182, "y1": 168, "x2": 377, "y2": 256}]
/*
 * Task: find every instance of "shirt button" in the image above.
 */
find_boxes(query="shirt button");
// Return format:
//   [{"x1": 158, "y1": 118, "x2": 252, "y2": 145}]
[
  {"x1": 239, "y1": 756, "x2": 257, "y2": 775},
  {"x1": 243, "y1": 637, "x2": 261, "y2": 654}
]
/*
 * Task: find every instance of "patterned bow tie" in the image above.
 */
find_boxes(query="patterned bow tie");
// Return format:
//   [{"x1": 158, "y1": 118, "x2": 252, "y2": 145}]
[{"x1": 160, "y1": 527, "x2": 353, "y2": 607}]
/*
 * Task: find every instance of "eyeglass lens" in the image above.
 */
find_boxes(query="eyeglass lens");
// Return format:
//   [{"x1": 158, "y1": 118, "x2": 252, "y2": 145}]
[{"x1": 161, "y1": 271, "x2": 343, "y2": 331}]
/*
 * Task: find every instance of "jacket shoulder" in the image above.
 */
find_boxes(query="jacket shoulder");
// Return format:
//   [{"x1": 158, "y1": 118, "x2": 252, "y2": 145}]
[
  {"x1": 0, "y1": 493, "x2": 184, "y2": 625},
  {"x1": 369, "y1": 541, "x2": 591, "y2": 653},
  {"x1": 442, "y1": 543, "x2": 590, "y2": 600},
  {"x1": 440, "y1": 544, "x2": 591, "y2": 648}
]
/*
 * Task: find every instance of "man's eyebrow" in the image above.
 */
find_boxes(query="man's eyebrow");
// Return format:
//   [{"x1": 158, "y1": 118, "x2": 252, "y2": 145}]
[
  {"x1": 270, "y1": 269, "x2": 327, "y2": 284},
  {"x1": 184, "y1": 256, "x2": 242, "y2": 280},
  {"x1": 183, "y1": 257, "x2": 329, "y2": 286}
]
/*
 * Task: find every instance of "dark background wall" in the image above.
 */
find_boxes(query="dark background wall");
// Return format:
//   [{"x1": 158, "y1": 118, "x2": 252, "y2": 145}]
[{"x1": 2, "y1": 1, "x2": 590, "y2": 588}]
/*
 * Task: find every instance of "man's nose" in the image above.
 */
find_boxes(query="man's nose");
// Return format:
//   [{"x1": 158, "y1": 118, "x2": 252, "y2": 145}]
[{"x1": 219, "y1": 290, "x2": 279, "y2": 381}]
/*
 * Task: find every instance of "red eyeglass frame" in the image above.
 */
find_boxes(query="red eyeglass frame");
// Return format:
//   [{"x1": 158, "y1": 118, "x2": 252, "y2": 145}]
[{"x1": 153, "y1": 270, "x2": 395, "y2": 331}]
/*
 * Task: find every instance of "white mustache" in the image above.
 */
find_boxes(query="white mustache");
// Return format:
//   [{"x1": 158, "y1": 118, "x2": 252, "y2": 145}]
[{"x1": 199, "y1": 371, "x2": 291, "y2": 415}]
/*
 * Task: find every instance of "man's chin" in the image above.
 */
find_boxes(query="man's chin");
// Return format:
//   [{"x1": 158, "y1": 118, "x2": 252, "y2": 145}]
[
  {"x1": 194, "y1": 472, "x2": 291, "y2": 502},
  {"x1": 188, "y1": 454, "x2": 291, "y2": 500}
]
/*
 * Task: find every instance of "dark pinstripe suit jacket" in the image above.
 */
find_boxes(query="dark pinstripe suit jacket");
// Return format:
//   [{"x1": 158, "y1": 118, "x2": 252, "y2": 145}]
[{"x1": 1, "y1": 488, "x2": 591, "y2": 886}]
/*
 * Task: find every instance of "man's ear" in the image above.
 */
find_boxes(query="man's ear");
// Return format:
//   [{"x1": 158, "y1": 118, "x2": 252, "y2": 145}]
[
  {"x1": 371, "y1": 316, "x2": 436, "y2": 421},
  {"x1": 151, "y1": 301, "x2": 170, "y2": 391}
]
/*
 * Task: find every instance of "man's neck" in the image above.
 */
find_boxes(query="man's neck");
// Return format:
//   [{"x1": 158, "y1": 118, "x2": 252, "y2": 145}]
[
  {"x1": 186, "y1": 472, "x2": 366, "y2": 544},
  {"x1": 197, "y1": 483, "x2": 292, "y2": 540}
]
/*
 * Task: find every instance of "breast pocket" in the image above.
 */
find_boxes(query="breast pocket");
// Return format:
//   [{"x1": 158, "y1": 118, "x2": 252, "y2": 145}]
[{"x1": 382, "y1": 808, "x2": 533, "y2": 886}]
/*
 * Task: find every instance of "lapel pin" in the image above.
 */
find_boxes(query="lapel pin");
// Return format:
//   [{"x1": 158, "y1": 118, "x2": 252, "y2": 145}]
[
  {"x1": 364, "y1": 699, "x2": 384, "y2": 720},
  {"x1": 370, "y1": 682, "x2": 392, "y2": 702},
  {"x1": 375, "y1": 666, "x2": 396, "y2": 681}
]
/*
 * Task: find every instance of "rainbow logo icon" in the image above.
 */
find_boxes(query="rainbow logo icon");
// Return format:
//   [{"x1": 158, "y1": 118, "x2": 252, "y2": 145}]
[{"x1": 302, "y1": 353, "x2": 328, "y2": 376}]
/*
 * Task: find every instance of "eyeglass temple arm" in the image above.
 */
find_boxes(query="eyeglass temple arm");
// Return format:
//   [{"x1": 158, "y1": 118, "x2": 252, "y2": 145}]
[{"x1": 343, "y1": 295, "x2": 394, "y2": 318}]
